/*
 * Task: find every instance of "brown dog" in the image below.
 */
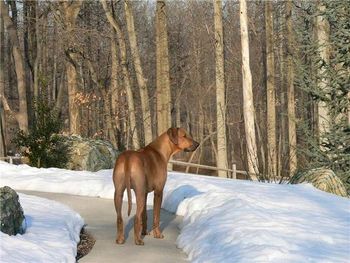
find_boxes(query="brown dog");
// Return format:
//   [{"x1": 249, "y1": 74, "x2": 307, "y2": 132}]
[{"x1": 112, "y1": 127, "x2": 199, "y2": 245}]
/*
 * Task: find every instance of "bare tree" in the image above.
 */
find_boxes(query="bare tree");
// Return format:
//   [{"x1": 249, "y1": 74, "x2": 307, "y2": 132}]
[
  {"x1": 265, "y1": 0, "x2": 276, "y2": 179},
  {"x1": 156, "y1": 0, "x2": 171, "y2": 135},
  {"x1": 110, "y1": 28, "x2": 120, "y2": 148},
  {"x1": 239, "y1": 0, "x2": 259, "y2": 180},
  {"x1": 213, "y1": 0, "x2": 228, "y2": 177},
  {"x1": 0, "y1": 1, "x2": 29, "y2": 133},
  {"x1": 61, "y1": 1, "x2": 82, "y2": 134},
  {"x1": 286, "y1": 0, "x2": 297, "y2": 175},
  {"x1": 0, "y1": 15, "x2": 6, "y2": 156},
  {"x1": 277, "y1": 2, "x2": 287, "y2": 178},
  {"x1": 124, "y1": 0, "x2": 153, "y2": 145},
  {"x1": 101, "y1": 0, "x2": 140, "y2": 149}
]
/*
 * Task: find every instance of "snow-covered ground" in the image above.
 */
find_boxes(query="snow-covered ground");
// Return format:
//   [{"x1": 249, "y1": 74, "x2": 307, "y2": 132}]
[
  {"x1": 1, "y1": 161, "x2": 349, "y2": 262},
  {"x1": 0, "y1": 192, "x2": 84, "y2": 263}
]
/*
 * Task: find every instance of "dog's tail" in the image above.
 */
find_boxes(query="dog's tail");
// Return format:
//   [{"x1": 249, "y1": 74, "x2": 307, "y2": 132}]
[{"x1": 124, "y1": 161, "x2": 132, "y2": 217}]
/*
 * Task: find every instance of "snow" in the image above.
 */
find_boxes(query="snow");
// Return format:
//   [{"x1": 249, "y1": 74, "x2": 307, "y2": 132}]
[
  {"x1": 1, "y1": 161, "x2": 349, "y2": 262},
  {"x1": 0, "y1": 193, "x2": 84, "y2": 263}
]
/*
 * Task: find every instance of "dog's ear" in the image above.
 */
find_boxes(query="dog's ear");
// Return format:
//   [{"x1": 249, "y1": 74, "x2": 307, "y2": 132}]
[{"x1": 167, "y1": 128, "x2": 178, "y2": 145}]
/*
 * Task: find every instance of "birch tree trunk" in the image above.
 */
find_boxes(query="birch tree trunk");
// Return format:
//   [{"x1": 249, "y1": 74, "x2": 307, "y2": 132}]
[
  {"x1": 156, "y1": 0, "x2": 171, "y2": 135},
  {"x1": 0, "y1": 1, "x2": 28, "y2": 133},
  {"x1": 124, "y1": 0, "x2": 153, "y2": 145},
  {"x1": 239, "y1": 0, "x2": 259, "y2": 180},
  {"x1": 265, "y1": 1, "x2": 277, "y2": 179},
  {"x1": 62, "y1": 1, "x2": 82, "y2": 135},
  {"x1": 101, "y1": 0, "x2": 140, "y2": 149},
  {"x1": 316, "y1": 3, "x2": 330, "y2": 137},
  {"x1": 213, "y1": 0, "x2": 228, "y2": 178},
  {"x1": 286, "y1": 0, "x2": 297, "y2": 175}
]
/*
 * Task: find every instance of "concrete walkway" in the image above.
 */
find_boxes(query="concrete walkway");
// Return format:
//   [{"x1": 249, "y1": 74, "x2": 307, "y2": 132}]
[{"x1": 19, "y1": 191, "x2": 187, "y2": 263}]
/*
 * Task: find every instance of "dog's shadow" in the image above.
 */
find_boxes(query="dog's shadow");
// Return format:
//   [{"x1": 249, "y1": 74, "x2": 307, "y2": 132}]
[{"x1": 124, "y1": 208, "x2": 176, "y2": 241}]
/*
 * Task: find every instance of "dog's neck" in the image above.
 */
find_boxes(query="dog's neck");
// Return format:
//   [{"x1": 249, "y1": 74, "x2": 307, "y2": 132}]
[{"x1": 148, "y1": 133, "x2": 179, "y2": 162}]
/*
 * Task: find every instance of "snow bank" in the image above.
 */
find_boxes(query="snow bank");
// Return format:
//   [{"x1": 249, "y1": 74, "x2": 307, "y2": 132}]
[
  {"x1": 1, "y1": 161, "x2": 349, "y2": 262},
  {"x1": 0, "y1": 161, "x2": 114, "y2": 199},
  {"x1": 164, "y1": 172, "x2": 350, "y2": 262},
  {"x1": 0, "y1": 193, "x2": 84, "y2": 263}
]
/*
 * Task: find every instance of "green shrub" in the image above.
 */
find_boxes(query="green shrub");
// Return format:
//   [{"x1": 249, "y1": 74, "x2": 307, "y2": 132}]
[{"x1": 12, "y1": 96, "x2": 69, "y2": 168}]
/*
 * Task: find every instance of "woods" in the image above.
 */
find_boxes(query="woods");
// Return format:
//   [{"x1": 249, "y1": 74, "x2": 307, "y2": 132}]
[{"x1": 0, "y1": 0, "x2": 349, "y2": 186}]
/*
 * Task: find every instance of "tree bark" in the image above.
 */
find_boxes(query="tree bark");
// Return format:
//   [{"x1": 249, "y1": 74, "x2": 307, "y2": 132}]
[
  {"x1": 239, "y1": 0, "x2": 259, "y2": 180},
  {"x1": 265, "y1": 1, "x2": 277, "y2": 179},
  {"x1": 0, "y1": 15, "x2": 6, "y2": 156},
  {"x1": 54, "y1": 72, "x2": 65, "y2": 115},
  {"x1": 0, "y1": 1, "x2": 29, "y2": 133},
  {"x1": 62, "y1": 1, "x2": 82, "y2": 135},
  {"x1": 277, "y1": 3, "x2": 286, "y2": 178},
  {"x1": 101, "y1": 0, "x2": 140, "y2": 149},
  {"x1": 213, "y1": 0, "x2": 228, "y2": 178},
  {"x1": 110, "y1": 28, "x2": 120, "y2": 148},
  {"x1": 156, "y1": 0, "x2": 171, "y2": 135},
  {"x1": 33, "y1": 3, "x2": 40, "y2": 101},
  {"x1": 124, "y1": 0, "x2": 153, "y2": 145},
  {"x1": 316, "y1": 2, "x2": 330, "y2": 137},
  {"x1": 103, "y1": 90, "x2": 117, "y2": 147},
  {"x1": 286, "y1": 0, "x2": 297, "y2": 175}
]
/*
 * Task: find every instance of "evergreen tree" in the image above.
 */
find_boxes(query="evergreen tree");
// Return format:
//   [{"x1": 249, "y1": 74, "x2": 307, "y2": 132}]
[{"x1": 294, "y1": 0, "x2": 350, "y2": 193}]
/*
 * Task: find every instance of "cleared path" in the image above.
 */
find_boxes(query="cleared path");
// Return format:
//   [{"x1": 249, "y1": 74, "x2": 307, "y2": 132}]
[{"x1": 19, "y1": 191, "x2": 187, "y2": 263}]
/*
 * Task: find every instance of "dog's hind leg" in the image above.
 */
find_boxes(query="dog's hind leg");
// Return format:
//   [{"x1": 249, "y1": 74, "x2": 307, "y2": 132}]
[
  {"x1": 142, "y1": 192, "x2": 148, "y2": 235},
  {"x1": 114, "y1": 158, "x2": 126, "y2": 245},
  {"x1": 115, "y1": 185, "x2": 125, "y2": 244}
]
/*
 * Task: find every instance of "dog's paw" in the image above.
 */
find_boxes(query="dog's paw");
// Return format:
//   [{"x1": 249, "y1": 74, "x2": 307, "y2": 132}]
[
  {"x1": 116, "y1": 237, "x2": 125, "y2": 245},
  {"x1": 135, "y1": 239, "x2": 145, "y2": 245},
  {"x1": 153, "y1": 232, "x2": 164, "y2": 239}
]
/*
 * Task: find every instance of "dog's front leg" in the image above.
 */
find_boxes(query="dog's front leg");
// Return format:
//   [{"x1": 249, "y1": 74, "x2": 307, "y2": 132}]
[{"x1": 152, "y1": 190, "x2": 164, "y2": 239}]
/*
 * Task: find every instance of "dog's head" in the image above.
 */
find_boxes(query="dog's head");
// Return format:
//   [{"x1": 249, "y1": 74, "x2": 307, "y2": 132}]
[{"x1": 167, "y1": 127, "x2": 199, "y2": 152}]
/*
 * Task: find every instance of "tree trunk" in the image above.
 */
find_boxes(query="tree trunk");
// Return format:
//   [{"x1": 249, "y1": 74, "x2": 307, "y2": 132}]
[
  {"x1": 54, "y1": 72, "x2": 65, "y2": 115},
  {"x1": 316, "y1": 3, "x2": 330, "y2": 137},
  {"x1": 101, "y1": 0, "x2": 140, "y2": 149},
  {"x1": 124, "y1": 0, "x2": 153, "y2": 145},
  {"x1": 62, "y1": 1, "x2": 82, "y2": 135},
  {"x1": 103, "y1": 91, "x2": 117, "y2": 147},
  {"x1": 110, "y1": 28, "x2": 120, "y2": 148},
  {"x1": 286, "y1": 0, "x2": 297, "y2": 175},
  {"x1": 0, "y1": 16, "x2": 6, "y2": 156},
  {"x1": 265, "y1": 1, "x2": 277, "y2": 179},
  {"x1": 156, "y1": 0, "x2": 171, "y2": 135},
  {"x1": 239, "y1": 0, "x2": 259, "y2": 180},
  {"x1": 33, "y1": 4, "x2": 41, "y2": 101},
  {"x1": 23, "y1": 0, "x2": 37, "y2": 127},
  {"x1": 213, "y1": 0, "x2": 228, "y2": 178},
  {"x1": 277, "y1": 3, "x2": 286, "y2": 178},
  {"x1": 66, "y1": 53, "x2": 80, "y2": 134},
  {"x1": 0, "y1": 1, "x2": 28, "y2": 133}
]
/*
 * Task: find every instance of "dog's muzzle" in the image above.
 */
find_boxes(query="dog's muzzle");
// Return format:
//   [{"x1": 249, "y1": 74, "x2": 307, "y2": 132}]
[{"x1": 184, "y1": 141, "x2": 199, "y2": 152}]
